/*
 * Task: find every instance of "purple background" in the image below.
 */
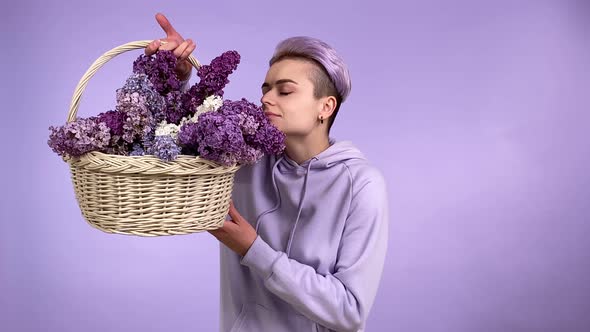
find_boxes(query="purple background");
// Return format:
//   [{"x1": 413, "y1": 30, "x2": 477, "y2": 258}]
[{"x1": 3, "y1": 0, "x2": 589, "y2": 331}]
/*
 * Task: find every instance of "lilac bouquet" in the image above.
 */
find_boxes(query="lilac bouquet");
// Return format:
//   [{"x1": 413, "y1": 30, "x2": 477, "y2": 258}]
[{"x1": 48, "y1": 50, "x2": 285, "y2": 166}]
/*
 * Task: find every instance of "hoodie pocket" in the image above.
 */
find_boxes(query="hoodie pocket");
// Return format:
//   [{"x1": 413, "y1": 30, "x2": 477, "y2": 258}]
[{"x1": 229, "y1": 302, "x2": 316, "y2": 332}]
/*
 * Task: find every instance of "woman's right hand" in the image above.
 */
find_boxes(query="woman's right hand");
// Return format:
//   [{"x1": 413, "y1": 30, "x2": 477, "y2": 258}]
[{"x1": 145, "y1": 13, "x2": 196, "y2": 81}]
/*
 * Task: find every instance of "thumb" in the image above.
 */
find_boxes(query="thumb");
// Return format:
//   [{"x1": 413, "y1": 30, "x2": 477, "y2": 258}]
[{"x1": 155, "y1": 12, "x2": 182, "y2": 39}]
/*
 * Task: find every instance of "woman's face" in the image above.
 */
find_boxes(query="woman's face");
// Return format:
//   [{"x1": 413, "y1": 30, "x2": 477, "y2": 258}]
[{"x1": 260, "y1": 58, "x2": 324, "y2": 136}]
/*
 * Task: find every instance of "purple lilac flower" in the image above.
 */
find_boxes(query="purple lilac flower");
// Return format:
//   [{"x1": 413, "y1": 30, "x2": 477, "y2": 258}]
[
  {"x1": 182, "y1": 51, "x2": 241, "y2": 116},
  {"x1": 148, "y1": 135, "x2": 181, "y2": 161},
  {"x1": 96, "y1": 110, "x2": 131, "y2": 155},
  {"x1": 133, "y1": 50, "x2": 180, "y2": 95},
  {"x1": 252, "y1": 123, "x2": 286, "y2": 155},
  {"x1": 177, "y1": 122, "x2": 200, "y2": 156},
  {"x1": 116, "y1": 73, "x2": 166, "y2": 123},
  {"x1": 197, "y1": 51, "x2": 240, "y2": 96},
  {"x1": 129, "y1": 143, "x2": 145, "y2": 156},
  {"x1": 144, "y1": 130, "x2": 157, "y2": 150},
  {"x1": 116, "y1": 90, "x2": 146, "y2": 106},
  {"x1": 97, "y1": 110, "x2": 125, "y2": 136},
  {"x1": 177, "y1": 98, "x2": 285, "y2": 165},
  {"x1": 164, "y1": 90, "x2": 188, "y2": 125},
  {"x1": 219, "y1": 99, "x2": 285, "y2": 155},
  {"x1": 117, "y1": 102, "x2": 155, "y2": 145},
  {"x1": 48, "y1": 117, "x2": 111, "y2": 158},
  {"x1": 192, "y1": 111, "x2": 245, "y2": 166},
  {"x1": 181, "y1": 84, "x2": 206, "y2": 118},
  {"x1": 105, "y1": 136, "x2": 130, "y2": 156},
  {"x1": 238, "y1": 112, "x2": 259, "y2": 135},
  {"x1": 239, "y1": 145, "x2": 264, "y2": 165}
]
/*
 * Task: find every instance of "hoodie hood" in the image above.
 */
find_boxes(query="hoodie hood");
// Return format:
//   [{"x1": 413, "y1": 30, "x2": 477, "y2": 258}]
[{"x1": 278, "y1": 138, "x2": 367, "y2": 172}]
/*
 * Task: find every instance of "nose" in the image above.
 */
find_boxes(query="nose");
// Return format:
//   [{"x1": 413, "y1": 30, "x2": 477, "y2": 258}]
[{"x1": 260, "y1": 92, "x2": 274, "y2": 110}]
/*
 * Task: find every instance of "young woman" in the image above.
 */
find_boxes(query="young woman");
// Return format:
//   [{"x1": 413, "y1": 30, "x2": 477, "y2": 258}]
[{"x1": 146, "y1": 13, "x2": 389, "y2": 332}]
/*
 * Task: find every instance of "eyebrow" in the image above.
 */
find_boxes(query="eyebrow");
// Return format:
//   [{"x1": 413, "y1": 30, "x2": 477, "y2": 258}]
[{"x1": 261, "y1": 79, "x2": 299, "y2": 89}]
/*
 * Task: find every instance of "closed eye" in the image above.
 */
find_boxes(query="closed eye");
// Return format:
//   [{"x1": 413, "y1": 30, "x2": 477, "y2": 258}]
[{"x1": 279, "y1": 92, "x2": 292, "y2": 96}]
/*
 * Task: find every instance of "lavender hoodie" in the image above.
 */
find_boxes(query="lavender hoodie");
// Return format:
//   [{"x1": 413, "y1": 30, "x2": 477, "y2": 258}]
[{"x1": 219, "y1": 138, "x2": 389, "y2": 332}]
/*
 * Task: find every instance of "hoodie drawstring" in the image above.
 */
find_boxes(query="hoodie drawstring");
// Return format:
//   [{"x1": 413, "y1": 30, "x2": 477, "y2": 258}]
[
  {"x1": 254, "y1": 156, "x2": 284, "y2": 233},
  {"x1": 285, "y1": 157, "x2": 317, "y2": 256},
  {"x1": 253, "y1": 155, "x2": 319, "y2": 257}
]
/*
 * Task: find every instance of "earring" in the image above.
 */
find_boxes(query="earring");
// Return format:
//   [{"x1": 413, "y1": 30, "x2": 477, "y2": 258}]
[{"x1": 320, "y1": 116, "x2": 324, "y2": 124}]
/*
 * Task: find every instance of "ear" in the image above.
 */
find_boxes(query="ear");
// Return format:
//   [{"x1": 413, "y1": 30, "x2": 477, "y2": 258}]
[{"x1": 318, "y1": 96, "x2": 337, "y2": 121}]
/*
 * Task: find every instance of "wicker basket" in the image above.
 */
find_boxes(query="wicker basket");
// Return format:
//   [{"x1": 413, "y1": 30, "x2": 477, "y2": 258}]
[{"x1": 66, "y1": 40, "x2": 240, "y2": 237}]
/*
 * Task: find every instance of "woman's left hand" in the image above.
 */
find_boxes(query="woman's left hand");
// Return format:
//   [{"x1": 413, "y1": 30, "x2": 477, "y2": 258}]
[
  {"x1": 146, "y1": 13, "x2": 196, "y2": 81},
  {"x1": 209, "y1": 201, "x2": 258, "y2": 257}
]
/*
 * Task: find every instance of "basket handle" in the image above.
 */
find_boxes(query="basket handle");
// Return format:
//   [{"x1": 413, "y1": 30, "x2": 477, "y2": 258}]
[{"x1": 67, "y1": 40, "x2": 201, "y2": 123}]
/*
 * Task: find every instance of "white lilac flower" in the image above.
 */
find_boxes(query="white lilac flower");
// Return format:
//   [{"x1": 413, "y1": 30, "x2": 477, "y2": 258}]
[
  {"x1": 179, "y1": 114, "x2": 197, "y2": 128},
  {"x1": 196, "y1": 95, "x2": 223, "y2": 117},
  {"x1": 155, "y1": 121, "x2": 180, "y2": 140}
]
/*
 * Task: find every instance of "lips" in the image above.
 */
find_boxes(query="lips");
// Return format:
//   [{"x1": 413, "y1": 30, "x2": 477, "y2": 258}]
[{"x1": 264, "y1": 112, "x2": 281, "y2": 118}]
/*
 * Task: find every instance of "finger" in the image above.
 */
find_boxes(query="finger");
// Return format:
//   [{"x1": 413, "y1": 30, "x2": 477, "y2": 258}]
[
  {"x1": 155, "y1": 12, "x2": 182, "y2": 39},
  {"x1": 179, "y1": 39, "x2": 196, "y2": 61},
  {"x1": 145, "y1": 40, "x2": 161, "y2": 56},
  {"x1": 209, "y1": 222, "x2": 231, "y2": 237},
  {"x1": 158, "y1": 40, "x2": 180, "y2": 52},
  {"x1": 221, "y1": 220, "x2": 238, "y2": 233},
  {"x1": 228, "y1": 201, "x2": 243, "y2": 224},
  {"x1": 173, "y1": 40, "x2": 190, "y2": 59}
]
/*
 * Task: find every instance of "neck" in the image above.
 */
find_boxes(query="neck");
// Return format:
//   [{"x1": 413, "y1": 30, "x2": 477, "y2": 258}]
[{"x1": 284, "y1": 130, "x2": 330, "y2": 165}]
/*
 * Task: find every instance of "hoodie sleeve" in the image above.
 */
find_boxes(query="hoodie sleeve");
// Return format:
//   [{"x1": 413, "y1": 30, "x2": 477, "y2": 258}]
[
  {"x1": 179, "y1": 71, "x2": 191, "y2": 92},
  {"x1": 240, "y1": 168, "x2": 389, "y2": 332}
]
